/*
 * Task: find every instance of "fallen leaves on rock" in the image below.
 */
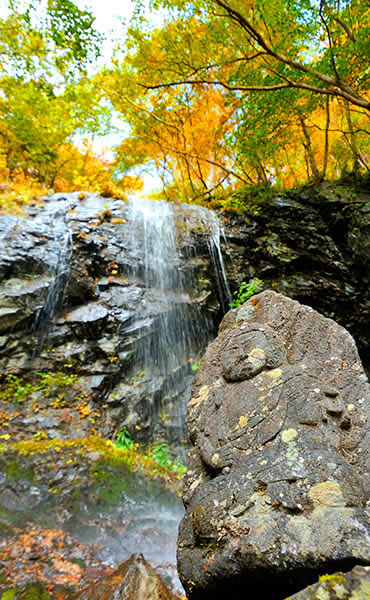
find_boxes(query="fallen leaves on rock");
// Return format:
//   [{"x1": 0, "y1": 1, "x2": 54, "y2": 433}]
[{"x1": 0, "y1": 524, "x2": 113, "y2": 593}]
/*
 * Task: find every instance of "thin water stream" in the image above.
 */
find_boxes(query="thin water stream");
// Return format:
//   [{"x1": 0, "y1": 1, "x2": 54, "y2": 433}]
[
  {"x1": 123, "y1": 196, "x2": 231, "y2": 447},
  {"x1": 33, "y1": 206, "x2": 73, "y2": 332}
]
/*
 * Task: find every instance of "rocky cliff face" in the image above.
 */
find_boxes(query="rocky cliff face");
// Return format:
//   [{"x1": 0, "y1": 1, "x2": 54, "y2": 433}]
[
  {"x1": 1, "y1": 180, "x2": 369, "y2": 448},
  {"x1": 0, "y1": 193, "x2": 229, "y2": 447},
  {"x1": 221, "y1": 179, "x2": 370, "y2": 374}
]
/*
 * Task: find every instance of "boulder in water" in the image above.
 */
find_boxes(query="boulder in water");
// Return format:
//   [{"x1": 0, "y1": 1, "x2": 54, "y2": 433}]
[
  {"x1": 72, "y1": 553, "x2": 178, "y2": 600},
  {"x1": 178, "y1": 291, "x2": 370, "y2": 599},
  {"x1": 287, "y1": 565, "x2": 370, "y2": 599}
]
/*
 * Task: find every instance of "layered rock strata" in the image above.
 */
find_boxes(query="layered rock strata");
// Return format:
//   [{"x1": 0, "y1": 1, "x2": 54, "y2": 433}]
[{"x1": 0, "y1": 193, "x2": 228, "y2": 445}]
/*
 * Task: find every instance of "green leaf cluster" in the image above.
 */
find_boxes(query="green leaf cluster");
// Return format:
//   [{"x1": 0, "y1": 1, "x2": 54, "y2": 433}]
[
  {"x1": 114, "y1": 428, "x2": 186, "y2": 475},
  {"x1": 115, "y1": 426, "x2": 134, "y2": 450},
  {"x1": 0, "y1": 371, "x2": 80, "y2": 403},
  {"x1": 0, "y1": 1, "x2": 108, "y2": 187},
  {"x1": 231, "y1": 277, "x2": 264, "y2": 307}
]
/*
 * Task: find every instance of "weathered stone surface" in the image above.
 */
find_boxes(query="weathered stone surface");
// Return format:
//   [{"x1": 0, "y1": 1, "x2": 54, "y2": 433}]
[
  {"x1": 178, "y1": 291, "x2": 370, "y2": 599},
  {"x1": 0, "y1": 194, "x2": 225, "y2": 445},
  {"x1": 286, "y1": 566, "x2": 370, "y2": 600},
  {"x1": 72, "y1": 554, "x2": 178, "y2": 600},
  {"x1": 222, "y1": 178, "x2": 370, "y2": 375}
]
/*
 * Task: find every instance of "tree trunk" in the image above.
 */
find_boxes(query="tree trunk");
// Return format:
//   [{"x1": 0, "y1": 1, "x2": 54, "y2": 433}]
[
  {"x1": 344, "y1": 99, "x2": 362, "y2": 176},
  {"x1": 298, "y1": 113, "x2": 320, "y2": 181},
  {"x1": 321, "y1": 96, "x2": 331, "y2": 181}
]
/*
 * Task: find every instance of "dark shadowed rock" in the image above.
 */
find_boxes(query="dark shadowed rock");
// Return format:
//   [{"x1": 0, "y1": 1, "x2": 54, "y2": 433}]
[
  {"x1": 178, "y1": 291, "x2": 370, "y2": 599},
  {"x1": 72, "y1": 553, "x2": 178, "y2": 600},
  {"x1": 286, "y1": 565, "x2": 370, "y2": 599},
  {"x1": 221, "y1": 179, "x2": 370, "y2": 375}
]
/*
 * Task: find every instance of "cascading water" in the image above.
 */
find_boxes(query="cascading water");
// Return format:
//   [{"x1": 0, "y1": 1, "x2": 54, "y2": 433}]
[
  {"x1": 33, "y1": 197, "x2": 74, "y2": 333},
  {"x1": 190, "y1": 204, "x2": 232, "y2": 313},
  {"x1": 127, "y1": 197, "x2": 190, "y2": 374},
  {"x1": 120, "y1": 196, "x2": 231, "y2": 447}
]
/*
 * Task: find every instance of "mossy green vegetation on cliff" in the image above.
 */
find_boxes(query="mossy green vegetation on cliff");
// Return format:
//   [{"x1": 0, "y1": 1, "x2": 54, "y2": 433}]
[{"x1": 0, "y1": 436, "x2": 184, "y2": 494}]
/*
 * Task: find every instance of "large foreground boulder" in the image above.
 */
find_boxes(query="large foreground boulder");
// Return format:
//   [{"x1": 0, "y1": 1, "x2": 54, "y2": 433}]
[{"x1": 177, "y1": 291, "x2": 370, "y2": 599}]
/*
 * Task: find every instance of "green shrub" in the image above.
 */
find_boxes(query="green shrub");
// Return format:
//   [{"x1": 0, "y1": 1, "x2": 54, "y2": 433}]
[
  {"x1": 115, "y1": 426, "x2": 134, "y2": 450},
  {"x1": 0, "y1": 372, "x2": 80, "y2": 403},
  {"x1": 148, "y1": 441, "x2": 186, "y2": 474},
  {"x1": 231, "y1": 277, "x2": 263, "y2": 307},
  {"x1": 148, "y1": 442, "x2": 173, "y2": 468}
]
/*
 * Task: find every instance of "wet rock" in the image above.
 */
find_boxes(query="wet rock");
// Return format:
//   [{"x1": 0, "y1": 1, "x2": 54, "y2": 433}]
[
  {"x1": 287, "y1": 565, "x2": 370, "y2": 599},
  {"x1": 178, "y1": 291, "x2": 370, "y2": 600},
  {"x1": 72, "y1": 553, "x2": 178, "y2": 600},
  {"x1": 0, "y1": 194, "x2": 225, "y2": 444},
  {"x1": 0, "y1": 276, "x2": 51, "y2": 331},
  {"x1": 63, "y1": 303, "x2": 108, "y2": 323}
]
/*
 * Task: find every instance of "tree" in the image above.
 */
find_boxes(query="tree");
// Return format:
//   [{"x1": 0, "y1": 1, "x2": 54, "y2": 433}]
[
  {"x1": 1, "y1": 0, "x2": 102, "y2": 79},
  {"x1": 117, "y1": 0, "x2": 368, "y2": 196},
  {"x1": 141, "y1": 0, "x2": 369, "y2": 110},
  {"x1": 0, "y1": 1, "x2": 107, "y2": 185},
  {"x1": 102, "y1": 52, "x2": 243, "y2": 202}
]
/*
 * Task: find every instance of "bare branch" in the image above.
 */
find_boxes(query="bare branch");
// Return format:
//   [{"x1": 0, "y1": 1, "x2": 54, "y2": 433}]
[
  {"x1": 142, "y1": 79, "x2": 293, "y2": 92},
  {"x1": 141, "y1": 78, "x2": 370, "y2": 110},
  {"x1": 184, "y1": 52, "x2": 267, "y2": 78},
  {"x1": 333, "y1": 16, "x2": 356, "y2": 42},
  {"x1": 138, "y1": 133, "x2": 250, "y2": 184}
]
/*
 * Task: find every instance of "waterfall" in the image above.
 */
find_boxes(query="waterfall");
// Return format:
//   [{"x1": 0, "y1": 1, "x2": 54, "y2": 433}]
[
  {"x1": 118, "y1": 196, "x2": 231, "y2": 446},
  {"x1": 127, "y1": 196, "x2": 189, "y2": 374},
  {"x1": 189, "y1": 204, "x2": 232, "y2": 312},
  {"x1": 0, "y1": 192, "x2": 231, "y2": 595},
  {"x1": 0, "y1": 191, "x2": 230, "y2": 446},
  {"x1": 33, "y1": 197, "x2": 74, "y2": 332}
]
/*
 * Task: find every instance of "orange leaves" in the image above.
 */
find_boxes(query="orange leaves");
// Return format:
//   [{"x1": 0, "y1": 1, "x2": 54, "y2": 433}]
[
  {"x1": 52, "y1": 558, "x2": 82, "y2": 578},
  {"x1": 77, "y1": 397, "x2": 92, "y2": 418},
  {"x1": 50, "y1": 141, "x2": 136, "y2": 198},
  {"x1": 0, "y1": 524, "x2": 114, "y2": 590},
  {"x1": 40, "y1": 529, "x2": 60, "y2": 548}
]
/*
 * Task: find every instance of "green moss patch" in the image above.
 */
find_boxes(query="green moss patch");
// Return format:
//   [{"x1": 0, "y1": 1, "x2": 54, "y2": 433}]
[{"x1": 3, "y1": 435, "x2": 184, "y2": 494}]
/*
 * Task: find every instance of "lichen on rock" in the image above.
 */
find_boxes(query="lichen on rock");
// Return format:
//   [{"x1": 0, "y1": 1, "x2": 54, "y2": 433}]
[{"x1": 178, "y1": 291, "x2": 370, "y2": 600}]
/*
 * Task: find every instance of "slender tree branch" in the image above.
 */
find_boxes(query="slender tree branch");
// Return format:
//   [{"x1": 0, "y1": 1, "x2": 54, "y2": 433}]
[
  {"x1": 322, "y1": 96, "x2": 330, "y2": 180},
  {"x1": 137, "y1": 133, "x2": 249, "y2": 184},
  {"x1": 211, "y1": 0, "x2": 369, "y2": 109},
  {"x1": 105, "y1": 88, "x2": 183, "y2": 133},
  {"x1": 319, "y1": 0, "x2": 340, "y2": 81},
  {"x1": 190, "y1": 172, "x2": 230, "y2": 201},
  {"x1": 141, "y1": 78, "x2": 370, "y2": 109},
  {"x1": 183, "y1": 52, "x2": 268, "y2": 78},
  {"x1": 142, "y1": 79, "x2": 293, "y2": 92},
  {"x1": 333, "y1": 16, "x2": 356, "y2": 42}
]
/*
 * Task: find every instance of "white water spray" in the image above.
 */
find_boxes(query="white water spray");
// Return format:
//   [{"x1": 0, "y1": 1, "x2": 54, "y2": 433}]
[{"x1": 33, "y1": 198, "x2": 74, "y2": 331}]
